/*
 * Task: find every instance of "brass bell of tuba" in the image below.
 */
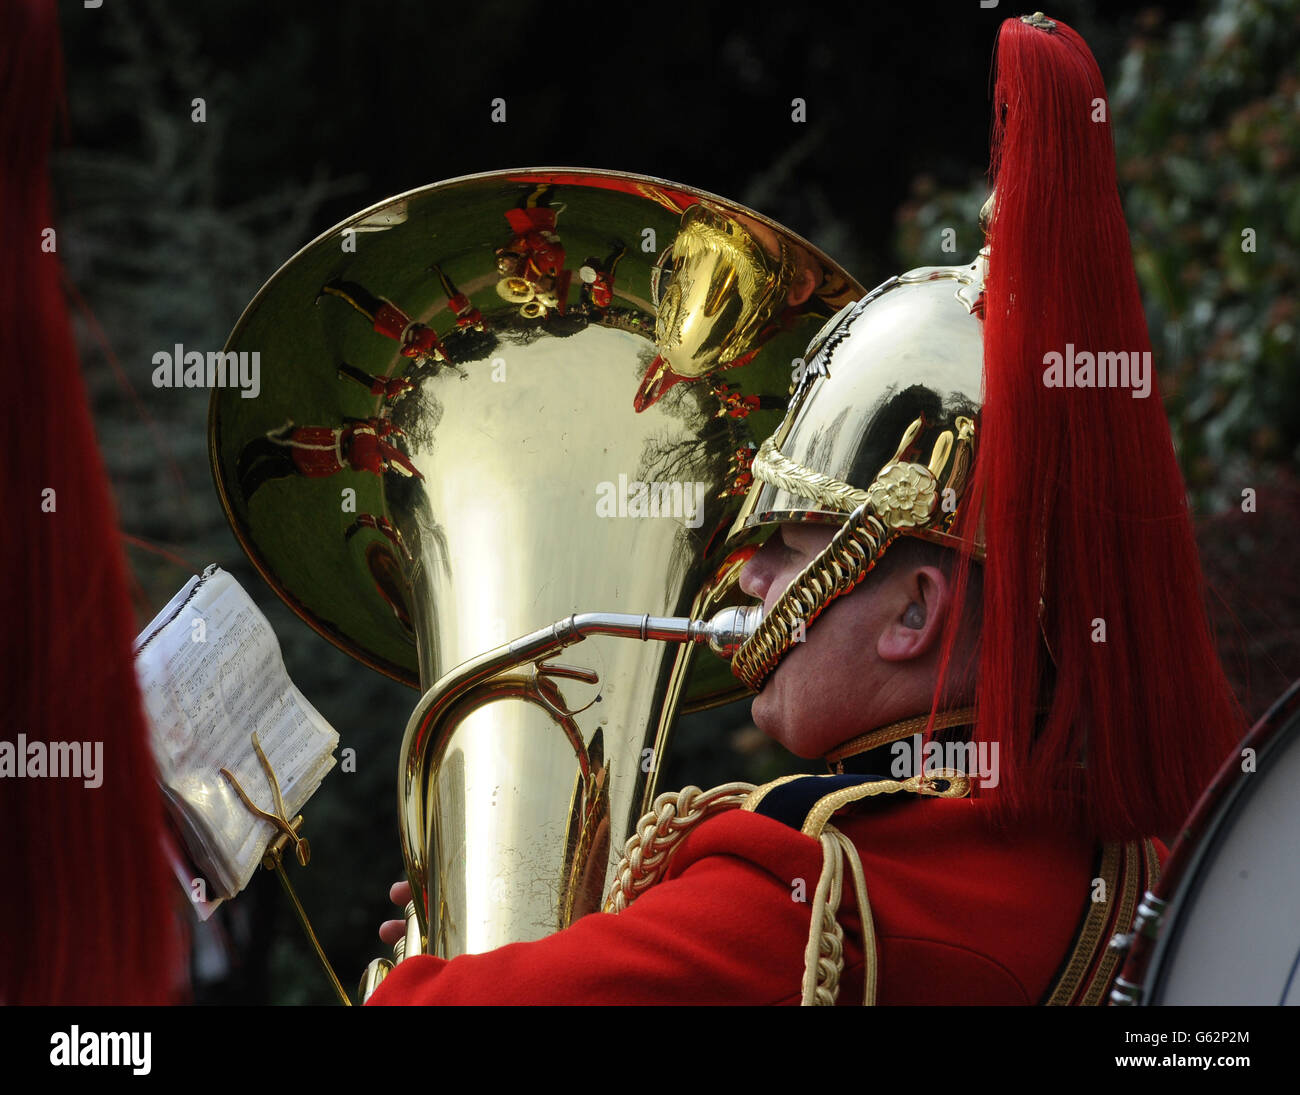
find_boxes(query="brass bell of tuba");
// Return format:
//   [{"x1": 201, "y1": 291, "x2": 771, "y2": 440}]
[{"x1": 208, "y1": 169, "x2": 862, "y2": 997}]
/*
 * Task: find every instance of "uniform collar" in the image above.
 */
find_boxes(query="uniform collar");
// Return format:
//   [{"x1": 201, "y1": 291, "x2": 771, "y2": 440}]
[{"x1": 824, "y1": 706, "x2": 977, "y2": 775}]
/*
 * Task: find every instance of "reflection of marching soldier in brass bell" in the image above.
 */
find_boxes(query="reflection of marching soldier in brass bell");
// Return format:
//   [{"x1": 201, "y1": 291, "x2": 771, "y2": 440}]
[
  {"x1": 344, "y1": 514, "x2": 416, "y2": 635},
  {"x1": 236, "y1": 415, "x2": 421, "y2": 500},
  {"x1": 721, "y1": 444, "x2": 757, "y2": 498},
  {"x1": 359, "y1": 541, "x2": 415, "y2": 635},
  {"x1": 344, "y1": 512, "x2": 412, "y2": 564},
  {"x1": 430, "y1": 263, "x2": 485, "y2": 332},
  {"x1": 712, "y1": 384, "x2": 781, "y2": 421},
  {"x1": 498, "y1": 206, "x2": 564, "y2": 278},
  {"x1": 319, "y1": 279, "x2": 449, "y2": 364},
  {"x1": 337, "y1": 361, "x2": 414, "y2": 402},
  {"x1": 495, "y1": 183, "x2": 569, "y2": 317},
  {"x1": 578, "y1": 240, "x2": 626, "y2": 314}
]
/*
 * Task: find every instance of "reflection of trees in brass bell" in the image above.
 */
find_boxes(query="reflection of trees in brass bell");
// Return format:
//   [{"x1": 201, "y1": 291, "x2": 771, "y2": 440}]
[
  {"x1": 632, "y1": 372, "x2": 779, "y2": 516},
  {"x1": 386, "y1": 302, "x2": 663, "y2": 465},
  {"x1": 632, "y1": 376, "x2": 716, "y2": 477},
  {"x1": 387, "y1": 364, "x2": 444, "y2": 458}
]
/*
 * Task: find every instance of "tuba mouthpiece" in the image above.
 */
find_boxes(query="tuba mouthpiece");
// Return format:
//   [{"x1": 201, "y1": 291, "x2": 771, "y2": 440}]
[{"x1": 697, "y1": 604, "x2": 764, "y2": 658}]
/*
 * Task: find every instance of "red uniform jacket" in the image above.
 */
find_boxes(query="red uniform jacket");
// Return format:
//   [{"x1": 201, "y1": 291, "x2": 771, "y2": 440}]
[
  {"x1": 589, "y1": 273, "x2": 613, "y2": 309},
  {"x1": 503, "y1": 207, "x2": 565, "y2": 279},
  {"x1": 288, "y1": 425, "x2": 348, "y2": 477},
  {"x1": 367, "y1": 793, "x2": 1141, "y2": 1005}
]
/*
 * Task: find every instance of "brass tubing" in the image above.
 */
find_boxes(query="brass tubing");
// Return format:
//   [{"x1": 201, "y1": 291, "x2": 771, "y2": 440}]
[{"x1": 394, "y1": 605, "x2": 763, "y2": 953}]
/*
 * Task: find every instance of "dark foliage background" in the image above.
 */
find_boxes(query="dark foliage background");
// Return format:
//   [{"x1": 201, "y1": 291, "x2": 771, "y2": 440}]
[{"x1": 51, "y1": 0, "x2": 1298, "y2": 1003}]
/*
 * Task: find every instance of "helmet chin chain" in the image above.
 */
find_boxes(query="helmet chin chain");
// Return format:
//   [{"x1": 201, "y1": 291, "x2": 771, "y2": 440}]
[
  {"x1": 731, "y1": 463, "x2": 947, "y2": 692},
  {"x1": 730, "y1": 503, "x2": 900, "y2": 691},
  {"x1": 731, "y1": 415, "x2": 976, "y2": 693}
]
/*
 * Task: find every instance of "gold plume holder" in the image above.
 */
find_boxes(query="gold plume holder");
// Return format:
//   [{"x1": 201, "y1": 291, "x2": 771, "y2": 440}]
[{"x1": 220, "y1": 733, "x2": 351, "y2": 1006}]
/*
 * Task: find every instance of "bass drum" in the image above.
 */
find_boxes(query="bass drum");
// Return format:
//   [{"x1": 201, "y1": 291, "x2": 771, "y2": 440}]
[{"x1": 1112, "y1": 679, "x2": 1300, "y2": 1005}]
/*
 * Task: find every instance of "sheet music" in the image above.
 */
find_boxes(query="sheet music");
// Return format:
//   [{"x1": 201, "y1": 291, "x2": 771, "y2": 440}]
[{"x1": 136, "y1": 566, "x2": 338, "y2": 914}]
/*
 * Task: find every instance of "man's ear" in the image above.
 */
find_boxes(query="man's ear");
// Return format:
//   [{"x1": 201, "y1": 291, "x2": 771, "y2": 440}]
[{"x1": 876, "y1": 565, "x2": 950, "y2": 663}]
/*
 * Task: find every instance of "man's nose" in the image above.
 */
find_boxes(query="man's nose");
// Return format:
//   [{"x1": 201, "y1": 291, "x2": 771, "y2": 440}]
[{"x1": 738, "y1": 547, "x2": 773, "y2": 602}]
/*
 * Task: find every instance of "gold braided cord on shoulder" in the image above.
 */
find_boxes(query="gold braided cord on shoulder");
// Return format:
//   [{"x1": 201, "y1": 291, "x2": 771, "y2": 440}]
[
  {"x1": 794, "y1": 771, "x2": 968, "y2": 1004},
  {"x1": 605, "y1": 781, "x2": 885, "y2": 1005},
  {"x1": 803, "y1": 826, "x2": 879, "y2": 1006},
  {"x1": 804, "y1": 831, "x2": 846, "y2": 1005},
  {"x1": 836, "y1": 828, "x2": 877, "y2": 1005},
  {"x1": 751, "y1": 435, "x2": 867, "y2": 513},
  {"x1": 603, "y1": 783, "x2": 755, "y2": 915},
  {"x1": 802, "y1": 770, "x2": 972, "y2": 838}
]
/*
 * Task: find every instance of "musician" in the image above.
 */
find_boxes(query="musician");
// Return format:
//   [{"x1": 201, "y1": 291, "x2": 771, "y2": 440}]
[
  {"x1": 319, "y1": 279, "x2": 449, "y2": 365},
  {"x1": 337, "y1": 361, "x2": 415, "y2": 402},
  {"x1": 432, "y1": 263, "x2": 486, "y2": 331},
  {"x1": 498, "y1": 183, "x2": 566, "y2": 283},
  {"x1": 366, "y1": 14, "x2": 1243, "y2": 1006},
  {"x1": 237, "y1": 415, "x2": 421, "y2": 498},
  {"x1": 345, "y1": 512, "x2": 413, "y2": 563},
  {"x1": 577, "y1": 241, "x2": 626, "y2": 313}
]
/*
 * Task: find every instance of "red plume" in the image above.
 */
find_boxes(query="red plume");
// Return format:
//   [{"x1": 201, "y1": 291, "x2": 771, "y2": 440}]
[
  {"x1": 963, "y1": 15, "x2": 1243, "y2": 839},
  {"x1": 0, "y1": 1, "x2": 184, "y2": 1002}
]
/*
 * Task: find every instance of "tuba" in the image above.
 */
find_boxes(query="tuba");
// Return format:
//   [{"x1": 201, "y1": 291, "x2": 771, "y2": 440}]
[{"x1": 208, "y1": 169, "x2": 862, "y2": 996}]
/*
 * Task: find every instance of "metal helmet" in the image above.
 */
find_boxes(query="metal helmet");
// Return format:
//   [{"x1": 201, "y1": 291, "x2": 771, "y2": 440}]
[{"x1": 727, "y1": 251, "x2": 987, "y2": 691}]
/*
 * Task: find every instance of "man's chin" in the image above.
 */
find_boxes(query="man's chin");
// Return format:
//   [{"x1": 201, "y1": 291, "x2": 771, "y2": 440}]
[
  {"x1": 748, "y1": 674, "x2": 786, "y2": 742},
  {"x1": 748, "y1": 675, "x2": 811, "y2": 758}
]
